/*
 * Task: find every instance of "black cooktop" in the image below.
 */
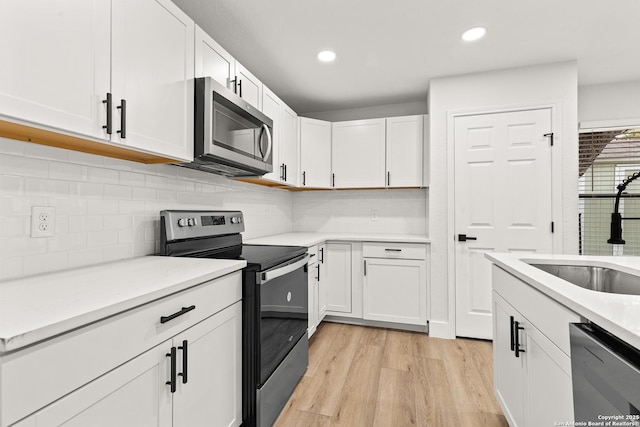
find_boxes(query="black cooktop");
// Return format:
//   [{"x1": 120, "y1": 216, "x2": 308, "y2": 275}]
[{"x1": 240, "y1": 244, "x2": 307, "y2": 271}]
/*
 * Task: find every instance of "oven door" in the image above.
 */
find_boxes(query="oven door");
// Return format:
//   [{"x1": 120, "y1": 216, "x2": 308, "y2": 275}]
[{"x1": 257, "y1": 254, "x2": 309, "y2": 386}]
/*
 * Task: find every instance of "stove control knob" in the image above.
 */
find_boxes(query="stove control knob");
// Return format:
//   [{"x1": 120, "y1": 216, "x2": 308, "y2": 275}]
[
  {"x1": 187, "y1": 218, "x2": 196, "y2": 226},
  {"x1": 178, "y1": 218, "x2": 187, "y2": 227},
  {"x1": 230, "y1": 217, "x2": 238, "y2": 224},
  {"x1": 237, "y1": 217, "x2": 243, "y2": 224}
]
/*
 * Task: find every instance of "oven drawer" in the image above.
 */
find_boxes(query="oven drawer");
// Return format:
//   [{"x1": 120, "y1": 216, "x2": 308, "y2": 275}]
[
  {"x1": 363, "y1": 242, "x2": 427, "y2": 260},
  {"x1": 0, "y1": 272, "x2": 242, "y2": 427}
]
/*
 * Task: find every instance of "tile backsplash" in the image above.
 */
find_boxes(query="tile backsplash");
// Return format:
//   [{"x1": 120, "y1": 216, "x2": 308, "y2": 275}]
[
  {"x1": 0, "y1": 138, "x2": 293, "y2": 280},
  {"x1": 293, "y1": 188, "x2": 428, "y2": 234}
]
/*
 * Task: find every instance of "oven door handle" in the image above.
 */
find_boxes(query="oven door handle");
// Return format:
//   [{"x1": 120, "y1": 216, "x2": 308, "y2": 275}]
[{"x1": 259, "y1": 254, "x2": 309, "y2": 284}]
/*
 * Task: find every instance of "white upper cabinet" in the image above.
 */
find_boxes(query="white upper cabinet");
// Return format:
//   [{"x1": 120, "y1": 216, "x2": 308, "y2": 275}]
[
  {"x1": 0, "y1": 0, "x2": 195, "y2": 162},
  {"x1": 385, "y1": 115, "x2": 424, "y2": 188},
  {"x1": 195, "y1": 26, "x2": 235, "y2": 90},
  {"x1": 280, "y1": 103, "x2": 299, "y2": 186},
  {"x1": 332, "y1": 118, "x2": 386, "y2": 188},
  {"x1": 111, "y1": 0, "x2": 194, "y2": 161},
  {"x1": 194, "y1": 26, "x2": 263, "y2": 111},
  {"x1": 0, "y1": 0, "x2": 111, "y2": 140},
  {"x1": 261, "y1": 87, "x2": 298, "y2": 186},
  {"x1": 299, "y1": 117, "x2": 332, "y2": 188},
  {"x1": 235, "y1": 62, "x2": 263, "y2": 111}
]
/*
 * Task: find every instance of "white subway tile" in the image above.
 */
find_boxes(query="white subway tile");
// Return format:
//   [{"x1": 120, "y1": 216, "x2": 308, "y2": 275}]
[
  {"x1": 88, "y1": 167, "x2": 119, "y2": 184},
  {"x1": 0, "y1": 154, "x2": 48, "y2": 178},
  {"x1": 68, "y1": 215, "x2": 103, "y2": 233},
  {"x1": 0, "y1": 175, "x2": 24, "y2": 196},
  {"x1": 25, "y1": 177, "x2": 69, "y2": 197},
  {"x1": 0, "y1": 196, "x2": 46, "y2": 215},
  {"x1": 157, "y1": 190, "x2": 178, "y2": 202},
  {"x1": 88, "y1": 199, "x2": 119, "y2": 215},
  {"x1": 0, "y1": 235, "x2": 48, "y2": 257},
  {"x1": 132, "y1": 187, "x2": 157, "y2": 201},
  {"x1": 0, "y1": 137, "x2": 26, "y2": 156},
  {"x1": 0, "y1": 256, "x2": 24, "y2": 280},
  {"x1": 49, "y1": 233, "x2": 87, "y2": 252},
  {"x1": 133, "y1": 240, "x2": 156, "y2": 257},
  {"x1": 87, "y1": 230, "x2": 118, "y2": 247},
  {"x1": 118, "y1": 229, "x2": 135, "y2": 243},
  {"x1": 0, "y1": 216, "x2": 28, "y2": 237},
  {"x1": 103, "y1": 244, "x2": 134, "y2": 262},
  {"x1": 145, "y1": 174, "x2": 169, "y2": 189},
  {"x1": 68, "y1": 150, "x2": 105, "y2": 167},
  {"x1": 69, "y1": 182, "x2": 104, "y2": 199},
  {"x1": 24, "y1": 143, "x2": 70, "y2": 162},
  {"x1": 118, "y1": 200, "x2": 146, "y2": 215},
  {"x1": 51, "y1": 198, "x2": 88, "y2": 216},
  {"x1": 104, "y1": 184, "x2": 133, "y2": 200},
  {"x1": 68, "y1": 247, "x2": 104, "y2": 269},
  {"x1": 104, "y1": 215, "x2": 132, "y2": 230},
  {"x1": 49, "y1": 161, "x2": 87, "y2": 181},
  {"x1": 119, "y1": 171, "x2": 146, "y2": 187}
]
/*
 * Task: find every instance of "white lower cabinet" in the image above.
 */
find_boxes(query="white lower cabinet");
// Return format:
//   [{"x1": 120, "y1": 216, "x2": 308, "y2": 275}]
[
  {"x1": 308, "y1": 244, "x2": 328, "y2": 338},
  {"x1": 3, "y1": 274, "x2": 242, "y2": 427},
  {"x1": 362, "y1": 242, "x2": 427, "y2": 326},
  {"x1": 492, "y1": 266, "x2": 578, "y2": 427},
  {"x1": 325, "y1": 242, "x2": 354, "y2": 314}
]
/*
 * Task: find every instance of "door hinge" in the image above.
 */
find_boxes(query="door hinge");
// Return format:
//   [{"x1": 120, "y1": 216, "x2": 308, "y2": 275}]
[
  {"x1": 551, "y1": 221, "x2": 555, "y2": 233},
  {"x1": 544, "y1": 132, "x2": 554, "y2": 146}
]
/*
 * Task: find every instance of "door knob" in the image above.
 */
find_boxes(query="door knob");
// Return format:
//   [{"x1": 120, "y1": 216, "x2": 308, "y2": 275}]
[{"x1": 458, "y1": 234, "x2": 477, "y2": 242}]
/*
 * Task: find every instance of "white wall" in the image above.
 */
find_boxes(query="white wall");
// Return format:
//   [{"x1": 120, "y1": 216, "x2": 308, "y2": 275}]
[
  {"x1": 428, "y1": 61, "x2": 579, "y2": 338},
  {"x1": 292, "y1": 189, "x2": 427, "y2": 234},
  {"x1": 0, "y1": 137, "x2": 293, "y2": 281},
  {"x1": 304, "y1": 101, "x2": 427, "y2": 122},
  {"x1": 579, "y1": 80, "x2": 640, "y2": 125}
]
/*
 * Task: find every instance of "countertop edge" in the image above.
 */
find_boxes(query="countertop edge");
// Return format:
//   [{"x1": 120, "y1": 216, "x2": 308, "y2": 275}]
[
  {"x1": 486, "y1": 253, "x2": 640, "y2": 350},
  {"x1": 245, "y1": 232, "x2": 430, "y2": 247}
]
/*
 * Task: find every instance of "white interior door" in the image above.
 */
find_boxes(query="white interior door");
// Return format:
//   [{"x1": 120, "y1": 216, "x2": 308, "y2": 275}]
[{"x1": 454, "y1": 108, "x2": 553, "y2": 339}]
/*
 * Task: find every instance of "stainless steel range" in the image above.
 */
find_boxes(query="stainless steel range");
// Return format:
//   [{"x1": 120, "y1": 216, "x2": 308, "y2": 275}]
[{"x1": 159, "y1": 210, "x2": 309, "y2": 427}]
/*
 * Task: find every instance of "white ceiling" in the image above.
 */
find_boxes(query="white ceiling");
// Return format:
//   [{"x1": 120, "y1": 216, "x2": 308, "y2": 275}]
[{"x1": 172, "y1": 0, "x2": 640, "y2": 114}]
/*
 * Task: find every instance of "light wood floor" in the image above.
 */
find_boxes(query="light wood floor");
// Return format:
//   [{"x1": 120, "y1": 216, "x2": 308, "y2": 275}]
[{"x1": 274, "y1": 322, "x2": 509, "y2": 427}]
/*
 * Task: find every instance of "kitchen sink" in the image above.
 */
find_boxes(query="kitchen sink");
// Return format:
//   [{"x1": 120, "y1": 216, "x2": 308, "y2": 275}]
[{"x1": 528, "y1": 263, "x2": 640, "y2": 296}]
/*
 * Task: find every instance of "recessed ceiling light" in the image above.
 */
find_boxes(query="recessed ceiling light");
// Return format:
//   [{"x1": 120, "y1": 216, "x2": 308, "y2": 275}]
[
  {"x1": 461, "y1": 26, "x2": 487, "y2": 42},
  {"x1": 317, "y1": 50, "x2": 336, "y2": 62}
]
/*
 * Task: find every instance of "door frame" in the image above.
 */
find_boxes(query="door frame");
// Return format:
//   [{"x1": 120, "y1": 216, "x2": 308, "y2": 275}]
[{"x1": 446, "y1": 101, "x2": 563, "y2": 338}]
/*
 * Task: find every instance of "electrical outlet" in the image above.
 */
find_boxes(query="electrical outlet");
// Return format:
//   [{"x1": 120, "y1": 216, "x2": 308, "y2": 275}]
[{"x1": 31, "y1": 206, "x2": 55, "y2": 238}]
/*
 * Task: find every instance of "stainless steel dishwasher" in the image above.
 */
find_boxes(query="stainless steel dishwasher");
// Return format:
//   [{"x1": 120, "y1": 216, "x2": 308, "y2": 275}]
[{"x1": 570, "y1": 323, "x2": 640, "y2": 423}]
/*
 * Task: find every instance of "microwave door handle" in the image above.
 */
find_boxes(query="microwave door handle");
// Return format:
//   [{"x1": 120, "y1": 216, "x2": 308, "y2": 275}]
[{"x1": 261, "y1": 124, "x2": 272, "y2": 162}]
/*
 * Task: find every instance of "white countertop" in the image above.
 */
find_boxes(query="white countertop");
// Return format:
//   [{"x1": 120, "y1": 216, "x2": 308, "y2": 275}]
[
  {"x1": 0, "y1": 256, "x2": 246, "y2": 354},
  {"x1": 486, "y1": 253, "x2": 640, "y2": 350},
  {"x1": 245, "y1": 232, "x2": 430, "y2": 247}
]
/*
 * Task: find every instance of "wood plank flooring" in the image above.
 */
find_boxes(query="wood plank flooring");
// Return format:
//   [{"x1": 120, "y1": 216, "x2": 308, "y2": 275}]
[{"x1": 275, "y1": 322, "x2": 508, "y2": 427}]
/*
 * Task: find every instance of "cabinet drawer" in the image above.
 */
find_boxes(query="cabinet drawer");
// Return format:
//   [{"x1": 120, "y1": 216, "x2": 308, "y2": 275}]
[
  {"x1": 363, "y1": 242, "x2": 426, "y2": 260},
  {"x1": 0, "y1": 272, "x2": 242, "y2": 427},
  {"x1": 493, "y1": 266, "x2": 580, "y2": 356}
]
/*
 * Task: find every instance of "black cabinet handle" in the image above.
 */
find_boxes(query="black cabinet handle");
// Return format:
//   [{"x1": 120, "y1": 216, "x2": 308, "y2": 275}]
[
  {"x1": 102, "y1": 93, "x2": 112, "y2": 135},
  {"x1": 238, "y1": 79, "x2": 242, "y2": 98},
  {"x1": 117, "y1": 99, "x2": 126, "y2": 139},
  {"x1": 332, "y1": 173, "x2": 335, "y2": 187},
  {"x1": 284, "y1": 163, "x2": 287, "y2": 181},
  {"x1": 364, "y1": 260, "x2": 367, "y2": 276},
  {"x1": 166, "y1": 346, "x2": 177, "y2": 393},
  {"x1": 458, "y1": 234, "x2": 477, "y2": 242},
  {"x1": 316, "y1": 264, "x2": 320, "y2": 281},
  {"x1": 160, "y1": 305, "x2": 196, "y2": 324},
  {"x1": 385, "y1": 248, "x2": 402, "y2": 252},
  {"x1": 387, "y1": 171, "x2": 390, "y2": 186},
  {"x1": 510, "y1": 316, "x2": 515, "y2": 351},
  {"x1": 319, "y1": 247, "x2": 324, "y2": 263},
  {"x1": 514, "y1": 321, "x2": 525, "y2": 358},
  {"x1": 280, "y1": 164, "x2": 285, "y2": 180},
  {"x1": 302, "y1": 171, "x2": 306, "y2": 186},
  {"x1": 178, "y1": 340, "x2": 188, "y2": 384},
  {"x1": 230, "y1": 78, "x2": 238, "y2": 94}
]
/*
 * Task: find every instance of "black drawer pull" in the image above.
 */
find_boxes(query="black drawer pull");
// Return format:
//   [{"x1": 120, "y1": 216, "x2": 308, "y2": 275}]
[
  {"x1": 510, "y1": 316, "x2": 515, "y2": 351},
  {"x1": 385, "y1": 248, "x2": 402, "y2": 252},
  {"x1": 514, "y1": 321, "x2": 525, "y2": 358},
  {"x1": 102, "y1": 92, "x2": 112, "y2": 135},
  {"x1": 160, "y1": 305, "x2": 196, "y2": 324},
  {"x1": 166, "y1": 346, "x2": 177, "y2": 393},
  {"x1": 178, "y1": 340, "x2": 188, "y2": 384},
  {"x1": 117, "y1": 99, "x2": 126, "y2": 138}
]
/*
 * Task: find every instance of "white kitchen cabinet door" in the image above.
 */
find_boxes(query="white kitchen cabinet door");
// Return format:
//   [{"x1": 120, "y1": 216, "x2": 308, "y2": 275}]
[
  {"x1": 111, "y1": 0, "x2": 194, "y2": 161},
  {"x1": 261, "y1": 86, "x2": 283, "y2": 183},
  {"x1": 362, "y1": 258, "x2": 427, "y2": 326},
  {"x1": 173, "y1": 301, "x2": 242, "y2": 427},
  {"x1": 308, "y1": 257, "x2": 319, "y2": 337},
  {"x1": 523, "y1": 318, "x2": 574, "y2": 427},
  {"x1": 325, "y1": 243, "x2": 352, "y2": 314},
  {"x1": 280, "y1": 104, "x2": 299, "y2": 186},
  {"x1": 386, "y1": 115, "x2": 423, "y2": 188},
  {"x1": 299, "y1": 117, "x2": 332, "y2": 188},
  {"x1": 332, "y1": 118, "x2": 386, "y2": 188},
  {"x1": 317, "y1": 244, "x2": 328, "y2": 321},
  {"x1": 0, "y1": 0, "x2": 111, "y2": 140},
  {"x1": 493, "y1": 293, "x2": 525, "y2": 427},
  {"x1": 235, "y1": 62, "x2": 262, "y2": 111},
  {"x1": 14, "y1": 344, "x2": 172, "y2": 427},
  {"x1": 195, "y1": 25, "x2": 235, "y2": 90}
]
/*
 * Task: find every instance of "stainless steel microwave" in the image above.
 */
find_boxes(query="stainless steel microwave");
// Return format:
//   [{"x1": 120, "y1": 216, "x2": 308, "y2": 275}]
[{"x1": 180, "y1": 77, "x2": 273, "y2": 177}]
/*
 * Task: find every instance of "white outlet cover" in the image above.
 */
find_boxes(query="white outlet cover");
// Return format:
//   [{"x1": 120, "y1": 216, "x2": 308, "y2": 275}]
[{"x1": 31, "y1": 206, "x2": 55, "y2": 238}]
